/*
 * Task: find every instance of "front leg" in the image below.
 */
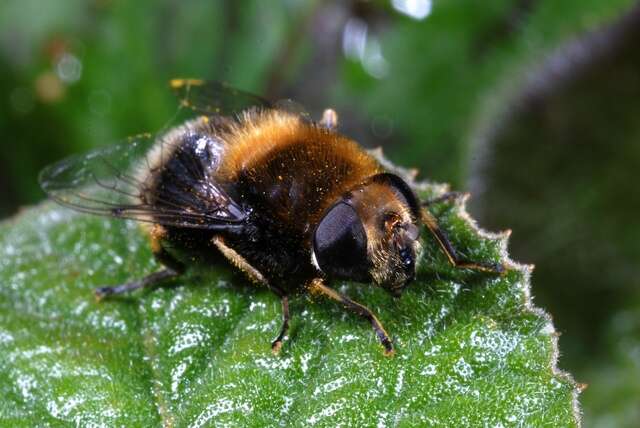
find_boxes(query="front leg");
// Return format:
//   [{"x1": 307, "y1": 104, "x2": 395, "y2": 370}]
[
  {"x1": 307, "y1": 278, "x2": 394, "y2": 356},
  {"x1": 421, "y1": 208, "x2": 504, "y2": 273}
]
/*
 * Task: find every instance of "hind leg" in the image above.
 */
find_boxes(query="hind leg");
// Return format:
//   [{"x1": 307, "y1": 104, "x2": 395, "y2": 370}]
[{"x1": 95, "y1": 225, "x2": 185, "y2": 300}]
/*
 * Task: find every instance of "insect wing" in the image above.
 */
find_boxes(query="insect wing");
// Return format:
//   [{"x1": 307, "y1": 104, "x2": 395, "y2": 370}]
[
  {"x1": 170, "y1": 79, "x2": 271, "y2": 116},
  {"x1": 39, "y1": 134, "x2": 246, "y2": 230}
]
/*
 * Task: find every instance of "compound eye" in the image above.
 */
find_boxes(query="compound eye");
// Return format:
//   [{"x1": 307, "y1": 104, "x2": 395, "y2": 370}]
[{"x1": 313, "y1": 202, "x2": 370, "y2": 281}]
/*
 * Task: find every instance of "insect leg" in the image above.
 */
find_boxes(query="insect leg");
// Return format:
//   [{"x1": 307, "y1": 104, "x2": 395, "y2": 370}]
[
  {"x1": 270, "y1": 289, "x2": 290, "y2": 355},
  {"x1": 94, "y1": 268, "x2": 180, "y2": 300},
  {"x1": 212, "y1": 236, "x2": 267, "y2": 284},
  {"x1": 421, "y1": 208, "x2": 504, "y2": 273},
  {"x1": 212, "y1": 236, "x2": 290, "y2": 353},
  {"x1": 95, "y1": 225, "x2": 184, "y2": 300},
  {"x1": 307, "y1": 278, "x2": 394, "y2": 356}
]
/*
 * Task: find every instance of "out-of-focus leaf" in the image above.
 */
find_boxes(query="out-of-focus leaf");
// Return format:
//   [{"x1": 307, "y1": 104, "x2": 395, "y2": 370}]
[
  {"x1": 0, "y1": 172, "x2": 578, "y2": 426},
  {"x1": 337, "y1": 0, "x2": 636, "y2": 186},
  {"x1": 0, "y1": 0, "x2": 300, "y2": 217},
  {"x1": 466, "y1": 5, "x2": 640, "y2": 426},
  {"x1": 582, "y1": 297, "x2": 640, "y2": 427}
]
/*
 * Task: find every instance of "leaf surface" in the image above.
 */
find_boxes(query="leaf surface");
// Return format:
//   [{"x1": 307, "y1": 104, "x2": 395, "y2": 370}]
[{"x1": 0, "y1": 182, "x2": 579, "y2": 427}]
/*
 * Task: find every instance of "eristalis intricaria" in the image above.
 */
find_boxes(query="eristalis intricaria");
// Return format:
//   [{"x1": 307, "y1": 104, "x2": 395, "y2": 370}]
[{"x1": 39, "y1": 79, "x2": 503, "y2": 356}]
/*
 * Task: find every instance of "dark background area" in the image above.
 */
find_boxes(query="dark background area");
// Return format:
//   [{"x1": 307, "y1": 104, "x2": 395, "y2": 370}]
[{"x1": 1, "y1": 0, "x2": 639, "y2": 425}]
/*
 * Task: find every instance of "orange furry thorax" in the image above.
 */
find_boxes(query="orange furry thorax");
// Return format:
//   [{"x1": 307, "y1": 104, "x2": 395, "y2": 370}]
[
  {"x1": 219, "y1": 110, "x2": 379, "y2": 180},
  {"x1": 218, "y1": 110, "x2": 382, "y2": 228}
]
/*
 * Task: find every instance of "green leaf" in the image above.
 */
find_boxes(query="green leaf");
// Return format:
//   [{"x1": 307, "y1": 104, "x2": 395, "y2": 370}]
[
  {"x1": 1, "y1": 177, "x2": 578, "y2": 426},
  {"x1": 465, "y1": 7, "x2": 640, "y2": 424}
]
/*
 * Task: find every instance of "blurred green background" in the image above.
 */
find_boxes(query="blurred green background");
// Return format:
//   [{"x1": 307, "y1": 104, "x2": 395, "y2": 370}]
[{"x1": 1, "y1": 0, "x2": 639, "y2": 425}]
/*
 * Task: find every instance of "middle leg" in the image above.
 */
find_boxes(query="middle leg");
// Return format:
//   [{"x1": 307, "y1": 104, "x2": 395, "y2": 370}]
[
  {"x1": 270, "y1": 288, "x2": 290, "y2": 354},
  {"x1": 212, "y1": 236, "x2": 290, "y2": 354}
]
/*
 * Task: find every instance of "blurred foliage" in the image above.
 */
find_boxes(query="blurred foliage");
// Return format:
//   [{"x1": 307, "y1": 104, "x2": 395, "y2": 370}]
[
  {"x1": 338, "y1": 0, "x2": 635, "y2": 185},
  {"x1": 4, "y1": 0, "x2": 635, "y2": 215},
  {"x1": 2, "y1": 0, "x2": 640, "y2": 425},
  {"x1": 0, "y1": 0, "x2": 310, "y2": 217},
  {"x1": 468, "y1": 5, "x2": 640, "y2": 426},
  {"x1": 0, "y1": 183, "x2": 578, "y2": 426},
  {"x1": 582, "y1": 296, "x2": 640, "y2": 427}
]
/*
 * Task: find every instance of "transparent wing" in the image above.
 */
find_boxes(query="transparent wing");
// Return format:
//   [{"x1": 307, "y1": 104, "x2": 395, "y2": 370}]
[
  {"x1": 39, "y1": 133, "x2": 247, "y2": 230},
  {"x1": 170, "y1": 78, "x2": 319, "y2": 127},
  {"x1": 170, "y1": 79, "x2": 272, "y2": 115}
]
